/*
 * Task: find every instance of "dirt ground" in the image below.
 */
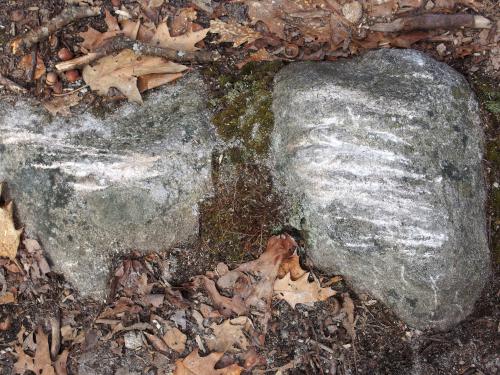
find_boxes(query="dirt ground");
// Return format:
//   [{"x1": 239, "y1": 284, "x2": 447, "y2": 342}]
[{"x1": 0, "y1": 0, "x2": 499, "y2": 374}]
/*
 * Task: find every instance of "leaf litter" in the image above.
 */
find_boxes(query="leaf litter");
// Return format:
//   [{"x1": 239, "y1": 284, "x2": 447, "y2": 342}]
[{"x1": 0, "y1": 0, "x2": 496, "y2": 113}]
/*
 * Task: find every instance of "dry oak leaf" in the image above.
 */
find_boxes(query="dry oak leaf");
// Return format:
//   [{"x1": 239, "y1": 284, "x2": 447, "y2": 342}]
[
  {"x1": 82, "y1": 49, "x2": 188, "y2": 103},
  {"x1": 174, "y1": 350, "x2": 243, "y2": 375},
  {"x1": 210, "y1": 20, "x2": 261, "y2": 47},
  {"x1": 274, "y1": 272, "x2": 336, "y2": 308},
  {"x1": 0, "y1": 184, "x2": 22, "y2": 260},
  {"x1": 207, "y1": 316, "x2": 253, "y2": 353},
  {"x1": 14, "y1": 327, "x2": 67, "y2": 375},
  {"x1": 79, "y1": 10, "x2": 123, "y2": 51},
  {"x1": 151, "y1": 23, "x2": 209, "y2": 52}
]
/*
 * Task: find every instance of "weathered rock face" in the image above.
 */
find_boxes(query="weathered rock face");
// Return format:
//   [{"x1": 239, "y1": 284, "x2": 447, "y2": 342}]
[
  {"x1": 0, "y1": 74, "x2": 215, "y2": 298},
  {"x1": 271, "y1": 49, "x2": 489, "y2": 330}
]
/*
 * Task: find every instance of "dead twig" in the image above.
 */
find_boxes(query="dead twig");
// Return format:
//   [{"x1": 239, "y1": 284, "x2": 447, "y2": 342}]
[
  {"x1": 0, "y1": 73, "x2": 28, "y2": 94},
  {"x1": 370, "y1": 13, "x2": 491, "y2": 32},
  {"x1": 55, "y1": 36, "x2": 220, "y2": 72},
  {"x1": 10, "y1": 6, "x2": 101, "y2": 54}
]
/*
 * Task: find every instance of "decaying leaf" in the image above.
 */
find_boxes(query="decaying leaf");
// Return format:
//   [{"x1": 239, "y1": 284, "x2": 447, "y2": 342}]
[
  {"x1": 0, "y1": 291, "x2": 16, "y2": 304},
  {"x1": 207, "y1": 316, "x2": 253, "y2": 353},
  {"x1": 174, "y1": 350, "x2": 243, "y2": 375},
  {"x1": 19, "y1": 54, "x2": 46, "y2": 80},
  {"x1": 274, "y1": 272, "x2": 336, "y2": 308},
  {"x1": 236, "y1": 48, "x2": 280, "y2": 69},
  {"x1": 79, "y1": 10, "x2": 123, "y2": 51},
  {"x1": 163, "y1": 326, "x2": 187, "y2": 353},
  {"x1": 0, "y1": 184, "x2": 22, "y2": 260},
  {"x1": 82, "y1": 49, "x2": 188, "y2": 103},
  {"x1": 278, "y1": 253, "x2": 307, "y2": 281},
  {"x1": 210, "y1": 20, "x2": 261, "y2": 47},
  {"x1": 42, "y1": 93, "x2": 82, "y2": 117},
  {"x1": 151, "y1": 23, "x2": 209, "y2": 52},
  {"x1": 202, "y1": 234, "x2": 297, "y2": 329},
  {"x1": 14, "y1": 327, "x2": 67, "y2": 375},
  {"x1": 341, "y1": 292, "x2": 356, "y2": 340},
  {"x1": 145, "y1": 332, "x2": 169, "y2": 352}
]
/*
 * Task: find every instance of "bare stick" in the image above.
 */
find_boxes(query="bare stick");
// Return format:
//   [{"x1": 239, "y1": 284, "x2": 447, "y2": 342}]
[
  {"x1": 370, "y1": 14, "x2": 491, "y2": 32},
  {"x1": 10, "y1": 6, "x2": 101, "y2": 54},
  {"x1": 0, "y1": 73, "x2": 28, "y2": 94},
  {"x1": 56, "y1": 36, "x2": 220, "y2": 71}
]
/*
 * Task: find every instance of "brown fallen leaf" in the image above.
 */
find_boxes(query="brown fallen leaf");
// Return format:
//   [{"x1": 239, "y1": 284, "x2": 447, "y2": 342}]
[
  {"x1": 42, "y1": 92, "x2": 82, "y2": 116},
  {"x1": 13, "y1": 346, "x2": 35, "y2": 374},
  {"x1": 341, "y1": 292, "x2": 356, "y2": 340},
  {"x1": 163, "y1": 326, "x2": 187, "y2": 353},
  {"x1": 33, "y1": 328, "x2": 53, "y2": 375},
  {"x1": 210, "y1": 20, "x2": 261, "y2": 47},
  {"x1": 278, "y1": 253, "x2": 307, "y2": 281},
  {"x1": 274, "y1": 272, "x2": 336, "y2": 308},
  {"x1": 19, "y1": 53, "x2": 46, "y2": 80},
  {"x1": 0, "y1": 184, "x2": 22, "y2": 260},
  {"x1": 151, "y1": 23, "x2": 209, "y2": 51},
  {"x1": 79, "y1": 10, "x2": 123, "y2": 51},
  {"x1": 0, "y1": 291, "x2": 16, "y2": 304},
  {"x1": 204, "y1": 234, "x2": 297, "y2": 330},
  {"x1": 145, "y1": 332, "x2": 169, "y2": 353},
  {"x1": 174, "y1": 350, "x2": 244, "y2": 375},
  {"x1": 120, "y1": 19, "x2": 155, "y2": 43},
  {"x1": 79, "y1": 27, "x2": 122, "y2": 51},
  {"x1": 207, "y1": 316, "x2": 253, "y2": 353},
  {"x1": 138, "y1": 72, "x2": 184, "y2": 93},
  {"x1": 171, "y1": 7, "x2": 198, "y2": 36},
  {"x1": 82, "y1": 49, "x2": 188, "y2": 103},
  {"x1": 53, "y1": 349, "x2": 69, "y2": 375},
  {"x1": 236, "y1": 48, "x2": 280, "y2": 69}
]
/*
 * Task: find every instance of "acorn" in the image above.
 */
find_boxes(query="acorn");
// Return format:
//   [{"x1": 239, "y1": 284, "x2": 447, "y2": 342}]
[
  {"x1": 65, "y1": 70, "x2": 80, "y2": 83},
  {"x1": 46, "y1": 72, "x2": 59, "y2": 87},
  {"x1": 57, "y1": 47, "x2": 74, "y2": 61}
]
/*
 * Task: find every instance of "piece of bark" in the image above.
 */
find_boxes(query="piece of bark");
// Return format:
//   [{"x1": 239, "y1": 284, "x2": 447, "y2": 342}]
[
  {"x1": 370, "y1": 13, "x2": 491, "y2": 32},
  {"x1": 56, "y1": 36, "x2": 220, "y2": 72},
  {"x1": 10, "y1": 6, "x2": 101, "y2": 54}
]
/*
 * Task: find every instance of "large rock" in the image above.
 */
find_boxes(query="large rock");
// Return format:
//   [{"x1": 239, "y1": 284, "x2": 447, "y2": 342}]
[
  {"x1": 271, "y1": 49, "x2": 489, "y2": 330},
  {"x1": 0, "y1": 74, "x2": 215, "y2": 298}
]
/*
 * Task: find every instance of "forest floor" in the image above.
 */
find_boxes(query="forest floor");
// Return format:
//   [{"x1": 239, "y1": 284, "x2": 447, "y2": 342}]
[{"x1": 0, "y1": 0, "x2": 499, "y2": 374}]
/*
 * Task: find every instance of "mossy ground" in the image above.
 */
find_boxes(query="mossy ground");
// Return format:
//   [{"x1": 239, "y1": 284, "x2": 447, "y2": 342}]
[
  {"x1": 198, "y1": 62, "x2": 287, "y2": 265},
  {"x1": 473, "y1": 78, "x2": 500, "y2": 263}
]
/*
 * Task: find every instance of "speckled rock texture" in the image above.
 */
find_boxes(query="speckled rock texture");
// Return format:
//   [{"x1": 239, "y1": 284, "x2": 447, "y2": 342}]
[
  {"x1": 0, "y1": 74, "x2": 215, "y2": 298},
  {"x1": 271, "y1": 49, "x2": 489, "y2": 330}
]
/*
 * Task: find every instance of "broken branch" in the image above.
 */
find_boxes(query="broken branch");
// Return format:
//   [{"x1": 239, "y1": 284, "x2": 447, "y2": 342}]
[
  {"x1": 0, "y1": 73, "x2": 28, "y2": 94},
  {"x1": 55, "y1": 36, "x2": 220, "y2": 72},
  {"x1": 10, "y1": 6, "x2": 101, "y2": 54},
  {"x1": 370, "y1": 14, "x2": 491, "y2": 32}
]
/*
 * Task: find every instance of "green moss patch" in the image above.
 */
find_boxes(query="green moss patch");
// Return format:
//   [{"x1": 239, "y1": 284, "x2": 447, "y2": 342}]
[
  {"x1": 474, "y1": 78, "x2": 500, "y2": 263},
  {"x1": 209, "y1": 61, "x2": 283, "y2": 160},
  {"x1": 197, "y1": 62, "x2": 286, "y2": 264}
]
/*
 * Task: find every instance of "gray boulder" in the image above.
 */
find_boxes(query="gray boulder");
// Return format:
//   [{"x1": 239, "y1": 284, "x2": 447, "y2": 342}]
[
  {"x1": 271, "y1": 49, "x2": 489, "y2": 330},
  {"x1": 0, "y1": 74, "x2": 215, "y2": 298}
]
